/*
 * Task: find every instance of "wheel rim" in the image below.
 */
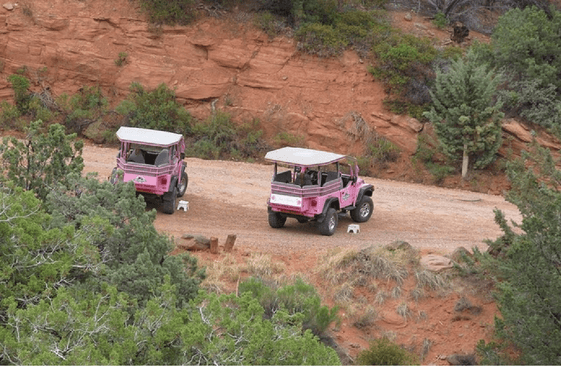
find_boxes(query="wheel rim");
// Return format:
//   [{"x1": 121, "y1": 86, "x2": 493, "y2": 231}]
[
  {"x1": 359, "y1": 202, "x2": 370, "y2": 218},
  {"x1": 328, "y1": 215, "x2": 336, "y2": 231}
]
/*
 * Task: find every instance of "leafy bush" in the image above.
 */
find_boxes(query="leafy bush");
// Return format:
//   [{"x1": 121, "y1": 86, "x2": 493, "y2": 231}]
[
  {"x1": 60, "y1": 86, "x2": 108, "y2": 133},
  {"x1": 371, "y1": 33, "x2": 437, "y2": 98},
  {"x1": 187, "y1": 112, "x2": 267, "y2": 160},
  {"x1": 356, "y1": 337, "x2": 417, "y2": 365},
  {"x1": 7, "y1": 74, "x2": 31, "y2": 114},
  {"x1": 116, "y1": 82, "x2": 192, "y2": 134},
  {"x1": 488, "y1": 6, "x2": 561, "y2": 131},
  {"x1": 46, "y1": 173, "x2": 204, "y2": 307},
  {"x1": 0, "y1": 100, "x2": 22, "y2": 128},
  {"x1": 499, "y1": 79, "x2": 561, "y2": 134},
  {"x1": 0, "y1": 120, "x2": 84, "y2": 200},
  {"x1": 295, "y1": 22, "x2": 347, "y2": 57},
  {"x1": 413, "y1": 133, "x2": 455, "y2": 184},
  {"x1": 254, "y1": 11, "x2": 286, "y2": 38},
  {"x1": 239, "y1": 277, "x2": 339, "y2": 338},
  {"x1": 273, "y1": 131, "x2": 305, "y2": 147},
  {"x1": 491, "y1": 6, "x2": 561, "y2": 91},
  {"x1": 114, "y1": 52, "x2": 128, "y2": 66},
  {"x1": 138, "y1": 0, "x2": 197, "y2": 25},
  {"x1": 433, "y1": 12, "x2": 448, "y2": 29}
]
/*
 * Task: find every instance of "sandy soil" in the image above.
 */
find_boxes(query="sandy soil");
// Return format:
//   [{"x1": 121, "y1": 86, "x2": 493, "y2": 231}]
[{"x1": 83, "y1": 142, "x2": 521, "y2": 364}]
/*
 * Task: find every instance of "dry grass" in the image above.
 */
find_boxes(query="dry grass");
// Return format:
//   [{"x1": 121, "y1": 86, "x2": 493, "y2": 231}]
[
  {"x1": 391, "y1": 285, "x2": 402, "y2": 298},
  {"x1": 317, "y1": 246, "x2": 410, "y2": 287},
  {"x1": 334, "y1": 282, "x2": 355, "y2": 303},
  {"x1": 414, "y1": 269, "x2": 450, "y2": 291},
  {"x1": 409, "y1": 287, "x2": 425, "y2": 302},
  {"x1": 245, "y1": 253, "x2": 285, "y2": 277},
  {"x1": 353, "y1": 305, "x2": 378, "y2": 329},
  {"x1": 200, "y1": 254, "x2": 243, "y2": 294},
  {"x1": 396, "y1": 302, "x2": 412, "y2": 320},
  {"x1": 199, "y1": 253, "x2": 286, "y2": 294},
  {"x1": 375, "y1": 290, "x2": 388, "y2": 305},
  {"x1": 421, "y1": 338, "x2": 433, "y2": 361}
]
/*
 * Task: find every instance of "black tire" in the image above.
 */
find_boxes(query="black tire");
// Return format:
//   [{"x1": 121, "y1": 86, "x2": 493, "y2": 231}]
[
  {"x1": 268, "y1": 211, "x2": 287, "y2": 228},
  {"x1": 350, "y1": 196, "x2": 373, "y2": 223},
  {"x1": 177, "y1": 171, "x2": 188, "y2": 197},
  {"x1": 162, "y1": 187, "x2": 177, "y2": 214},
  {"x1": 297, "y1": 217, "x2": 308, "y2": 224},
  {"x1": 109, "y1": 167, "x2": 119, "y2": 184},
  {"x1": 319, "y1": 208, "x2": 338, "y2": 236}
]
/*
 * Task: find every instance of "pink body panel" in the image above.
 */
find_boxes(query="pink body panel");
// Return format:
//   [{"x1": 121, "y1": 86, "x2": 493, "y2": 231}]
[
  {"x1": 269, "y1": 178, "x2": 349, "y2": 217},
  {"x1": 116, "y1": 157, "x2": 177, "y2": 196}
]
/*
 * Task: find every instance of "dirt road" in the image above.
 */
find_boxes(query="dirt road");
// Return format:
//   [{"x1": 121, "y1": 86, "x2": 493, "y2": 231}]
[{"x1": 84, "y1": 143, "x2": 522, "y2": 256}]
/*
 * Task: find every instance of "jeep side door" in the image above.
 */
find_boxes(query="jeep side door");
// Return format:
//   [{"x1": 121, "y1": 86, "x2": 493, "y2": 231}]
[{"x1": 339, "y1": 162, "x2": 356, "y2": 208}]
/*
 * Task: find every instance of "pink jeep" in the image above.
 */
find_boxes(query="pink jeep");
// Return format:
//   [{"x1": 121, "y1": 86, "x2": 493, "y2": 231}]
[
  {"x1": 265, "y1": 147, "x2": 374, "y2": 236},
  {"x1": 110, "y1": 126, "x2": 188, "y2": 214}
]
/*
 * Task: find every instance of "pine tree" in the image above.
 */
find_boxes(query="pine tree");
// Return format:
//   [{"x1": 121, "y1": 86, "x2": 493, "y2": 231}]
[
  {"x1": 480, "y1": 140, "x2": 561, "y2": 364},
  {"x1": 424, "y1": 51, "x2": 504, "y2": 179}
]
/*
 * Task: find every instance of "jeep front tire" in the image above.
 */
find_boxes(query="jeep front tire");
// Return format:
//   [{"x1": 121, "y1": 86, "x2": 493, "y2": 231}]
[
  {"x1": 319, "y1": 208, "x2": 338, "y2": 236},
  {"x1": 177, "y1": 171, "x2": 188, "y2": 197},
  {"x1": 350, "y1": 196, "x2": 373, "y2": 223}
]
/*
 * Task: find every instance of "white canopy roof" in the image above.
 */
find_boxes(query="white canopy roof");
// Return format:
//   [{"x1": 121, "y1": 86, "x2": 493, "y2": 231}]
[
  {"x1": 265, "y1": 147, "x2": 346, "y2": 167},
  {"x1": 116, "y1": 126, "x2": 183, "y2": 146}
]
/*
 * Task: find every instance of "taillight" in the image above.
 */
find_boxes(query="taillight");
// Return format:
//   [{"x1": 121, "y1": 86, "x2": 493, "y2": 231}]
[
  {"x1": 158, "y1": 176, "x2": 168, "y2": 187},
  {"x1": 311, "y1": 199, "x2": 317, "y2": 207}
]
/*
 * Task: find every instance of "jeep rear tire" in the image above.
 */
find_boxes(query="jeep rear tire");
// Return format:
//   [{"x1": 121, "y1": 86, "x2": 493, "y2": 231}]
[
  {"x1": 319, "y1": 208, "x2": 338, "y2": 236},
  {"x1": 350, "y1": 196, "x2": 373, "y2": 223},
  {"x1": 177, "y1": 171, "x2": 188, "y2": 197},
  {"x1": 163, "y1": 187, "x2": 177, "y2": 214},
  {"x1": 268, "y1": 211, "x2": 287, "y2": 228}
]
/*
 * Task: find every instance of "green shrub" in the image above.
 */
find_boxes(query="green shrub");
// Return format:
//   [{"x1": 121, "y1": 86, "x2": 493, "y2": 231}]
[
  {"x1": 239, "y1": 277, "x2": 339, "y2": 338},
  {"x1": 413, "y1": 133, "x2": 455, "y2": 184},
  {"x1": 367, "y1": 137, "x2": 400, "y2": 165},
  {"x1": 433, "y1": 12, "x2": 448, "y2": 29},
  {"x1": 356, "y1": 337, "x2": 418, "y2": 365},
  {"x1": 273, "y1": 131, "x2": 305, "y2": 147},
  {"x1": 300, "y1": 0, "x2": 339, "y2": 25},
  {"x1": 114, "y1": 52, "x2": 128, "y2": 66},
  {"x1": 116, "y1": 82, "x2": 192, "y2": 134},
  {"x1": 255, "y1": 11, "x2": 286, "y2": 38},
  {"x1": 0, "y1": 101, "x2": 22, "y2": 128},
  {"x1": 441, "y1": 45, "x2": 464, "y2": 60},
  {"x1": 7, "y1": 74, "x2": 31, "y2": 114},
  {"x1": 138, "y1": 0, "x2": 197, "y2": 25},
  {"x1": 295, "y1": 22, "x2": 347, "y2": 57},
  {"x1": 28, "y1": 97, "x2": 55, "y2": 122},
  {"x1": 60, "y1": 85, "x2": 108, "y2": 133}
]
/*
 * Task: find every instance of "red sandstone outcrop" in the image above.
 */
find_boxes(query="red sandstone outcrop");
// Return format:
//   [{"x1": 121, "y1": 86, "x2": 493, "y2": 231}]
[{"x1": 1, "y1": 0, "x2": 558, "y2": 159}]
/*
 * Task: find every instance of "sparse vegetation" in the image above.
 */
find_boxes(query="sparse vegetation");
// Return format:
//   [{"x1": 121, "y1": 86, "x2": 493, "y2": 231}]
[
  {"x1": 114, "y1": 51, "x2": 128, "y2": 66},
  {"x1": 272, "y1": 131, "x2": 306, "y2": 147},
  {"x1": 356, "y1": 337, "x2": 418, "y2": 365},
  {"x1": 137, "y1": 0, "x2": 197, "y2": 25}
]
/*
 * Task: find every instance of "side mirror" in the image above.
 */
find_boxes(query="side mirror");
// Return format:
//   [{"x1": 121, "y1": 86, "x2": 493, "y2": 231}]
[
  {"x1": 180, "y1": 152, "x2": 185, "y2": 160},
  {"x1": 352, "y1": 176, "x2": 357, "y2": 184}
]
